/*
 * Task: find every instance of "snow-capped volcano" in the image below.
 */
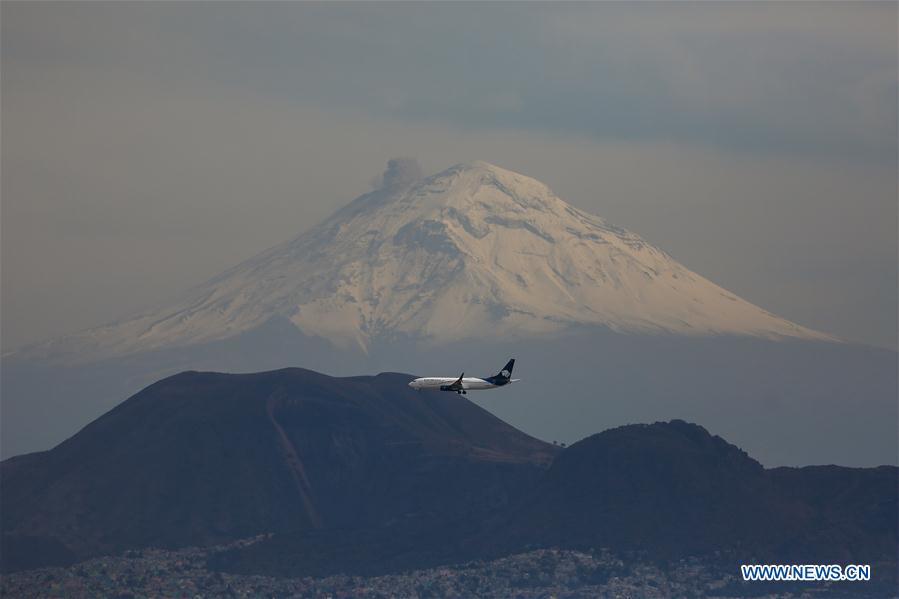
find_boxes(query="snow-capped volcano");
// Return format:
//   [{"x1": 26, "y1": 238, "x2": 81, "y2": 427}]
[{"x1": 20, "y1": 161, "x2": 833, "y2": 360}]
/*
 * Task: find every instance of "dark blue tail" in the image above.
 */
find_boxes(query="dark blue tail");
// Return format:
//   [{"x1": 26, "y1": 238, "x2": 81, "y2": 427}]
[{"x1": 486, "y1": 359, "x2": 515, "y2": 385}]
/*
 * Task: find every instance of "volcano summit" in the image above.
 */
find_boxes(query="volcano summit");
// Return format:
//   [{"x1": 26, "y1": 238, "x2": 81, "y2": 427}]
[{"x1": 17, "y1": 161, "x2": 832, "y2": 362}]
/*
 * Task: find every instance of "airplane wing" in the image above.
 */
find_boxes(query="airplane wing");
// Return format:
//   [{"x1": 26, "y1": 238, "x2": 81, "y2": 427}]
[{"x1": 448, "y1": 372, "x2": 464, "y2": 390}]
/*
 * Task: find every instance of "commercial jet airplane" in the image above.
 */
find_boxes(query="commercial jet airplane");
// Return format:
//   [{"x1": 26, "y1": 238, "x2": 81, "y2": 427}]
[{"x1": 408, "y1": 359, "x2": 519, "y2": 394}]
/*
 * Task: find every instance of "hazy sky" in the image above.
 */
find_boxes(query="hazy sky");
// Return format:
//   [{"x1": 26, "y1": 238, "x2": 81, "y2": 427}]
[{"x1": 2, "y1": 2, "x2": 896, "y2": 350}]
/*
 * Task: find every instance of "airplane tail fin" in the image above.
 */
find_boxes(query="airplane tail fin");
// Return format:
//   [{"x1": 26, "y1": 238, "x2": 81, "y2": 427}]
[{"x1": 490, "y1": 358, "x2": 515, "y2": 385}]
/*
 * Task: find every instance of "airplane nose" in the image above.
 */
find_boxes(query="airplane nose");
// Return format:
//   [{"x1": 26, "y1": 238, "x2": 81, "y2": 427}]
[{"x1": 407, "y1": 381, "x2": 414, "y2": 388}]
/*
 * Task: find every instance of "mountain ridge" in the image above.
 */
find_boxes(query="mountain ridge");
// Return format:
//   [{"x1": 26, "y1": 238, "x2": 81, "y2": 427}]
[
  {"x1": 2, "y1": 366, "x2": 894, "y2": 586},
  {"x1": 0, "y1": 367, "x2": 556, "y2": 572}
]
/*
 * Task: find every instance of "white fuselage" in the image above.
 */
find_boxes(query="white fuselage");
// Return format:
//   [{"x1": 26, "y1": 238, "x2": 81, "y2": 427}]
[{"x1": 408, "y1": 377, "x2": 506, "y2": 391}]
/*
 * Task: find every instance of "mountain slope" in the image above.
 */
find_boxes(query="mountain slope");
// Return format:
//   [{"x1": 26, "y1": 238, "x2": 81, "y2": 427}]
[
  {"x1": 5, "y1": 371, "x2": 894, "y2": 585},
  {"x1": 493, "y1": 421, "x2": 897, "y2": 570},
  {"x1": 0, "y1": 368, "x2": 555, "y2": 571},
  {"x1": 14, "y1": 161, "x2": 832, "y2": 362},
  {"x1": 214, "y1": 420, "x2": 897, "y2": 585},
  {"x1": 499, "y1": 421, "x2": 799, "y2": 556}
]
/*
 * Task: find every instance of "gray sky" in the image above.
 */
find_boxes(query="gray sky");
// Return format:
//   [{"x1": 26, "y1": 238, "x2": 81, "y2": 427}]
[{"x1": 2, "y1": 1, "x2": 896, "y2": 350}]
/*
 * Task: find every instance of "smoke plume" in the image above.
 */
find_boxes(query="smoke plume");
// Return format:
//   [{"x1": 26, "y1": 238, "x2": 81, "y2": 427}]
[{"x1": 378, "y1": 158, "x2": 423, "y2": 192}]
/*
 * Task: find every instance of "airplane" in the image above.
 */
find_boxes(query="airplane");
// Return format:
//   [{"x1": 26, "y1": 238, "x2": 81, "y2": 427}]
[{"x1": 408, "y1": 359, "x2": 519, "y2": 395}]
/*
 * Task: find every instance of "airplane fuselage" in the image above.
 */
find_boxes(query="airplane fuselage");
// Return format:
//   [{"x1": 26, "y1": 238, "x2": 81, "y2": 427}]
[
  {"x1": 408, "y1": 359, "x2": 518, "y2": 395},
  {"x1": 408, "y1": 377, "x2": 510, "y2": 392}
]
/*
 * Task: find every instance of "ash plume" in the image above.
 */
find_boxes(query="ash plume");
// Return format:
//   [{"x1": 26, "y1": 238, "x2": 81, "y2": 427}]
[{"x1": 377, "y1": 158, "x2": 423, "y2": 192}]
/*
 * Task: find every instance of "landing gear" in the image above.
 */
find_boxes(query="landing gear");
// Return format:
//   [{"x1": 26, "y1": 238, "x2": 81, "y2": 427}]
[{"x1": 456, "y1": 390, "x2": 467, "y2": 395}]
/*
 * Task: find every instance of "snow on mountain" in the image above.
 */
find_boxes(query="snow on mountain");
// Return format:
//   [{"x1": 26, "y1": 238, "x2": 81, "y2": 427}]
[{"x1": 14, "y1": 161, "x2": 834, "y2": 361}]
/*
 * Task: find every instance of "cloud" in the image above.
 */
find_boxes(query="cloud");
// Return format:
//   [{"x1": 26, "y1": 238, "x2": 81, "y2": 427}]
[{"x1": 4, "y1": 2, "x2": 896, "y2": 159}]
